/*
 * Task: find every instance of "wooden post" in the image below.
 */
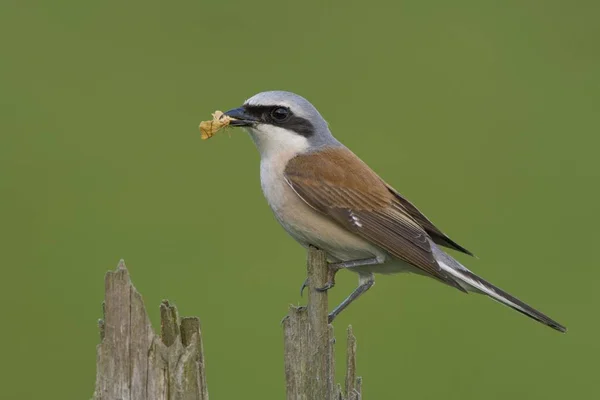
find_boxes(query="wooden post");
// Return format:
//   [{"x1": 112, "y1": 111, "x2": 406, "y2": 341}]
[
  {"x1": 93, "y1": 260, "x2": 209, "y2": 400},
  {"x1": 283, "y1": 248, "x2": 364, "y2": 400},
  {"x1": 93, "y1": 252, "x2": 362, "y2": 399}
]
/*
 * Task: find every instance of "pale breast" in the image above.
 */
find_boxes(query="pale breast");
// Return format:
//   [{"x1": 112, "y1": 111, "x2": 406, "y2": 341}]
[{"x1": 259, "y1": 152, "x2": 385, "y2": 263}]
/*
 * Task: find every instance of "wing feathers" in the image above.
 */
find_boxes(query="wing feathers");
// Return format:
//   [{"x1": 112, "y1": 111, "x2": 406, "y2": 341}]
[
  {"x1": 386, "y1": 185, "x2": 474, "y2": 256},
  {"x1": 284, "y1": 148, "x2": 467, "y2": 291}
]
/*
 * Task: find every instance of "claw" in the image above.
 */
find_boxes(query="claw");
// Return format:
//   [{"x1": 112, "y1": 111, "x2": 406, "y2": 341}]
[{"x1": 300, "y1": 278, "x2": 309, "y2": 297}]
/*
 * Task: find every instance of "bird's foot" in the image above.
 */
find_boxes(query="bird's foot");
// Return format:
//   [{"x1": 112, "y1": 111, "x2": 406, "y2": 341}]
[
  {"x1": 300, "y1": 262, "x2": 341, "y2": 296},
  {"x1": 316, "y1": 262, "x2": 341, "y2": 292}
]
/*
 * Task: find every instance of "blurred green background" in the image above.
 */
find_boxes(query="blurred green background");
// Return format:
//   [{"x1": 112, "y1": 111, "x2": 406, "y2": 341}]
[{"x1": 1, "y1": 0, "x2": 599, "y2": 398}]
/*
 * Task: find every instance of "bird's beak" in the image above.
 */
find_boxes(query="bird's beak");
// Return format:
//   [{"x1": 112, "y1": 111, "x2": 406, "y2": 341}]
[{"x1": 224, "y1": 107, "x2": 258, "y2": 127}]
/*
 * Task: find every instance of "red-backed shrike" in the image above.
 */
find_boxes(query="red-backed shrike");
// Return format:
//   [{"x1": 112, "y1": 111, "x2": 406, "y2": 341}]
[{"x1": 216, "y1": 90, "x2": 565, "y2": 332}]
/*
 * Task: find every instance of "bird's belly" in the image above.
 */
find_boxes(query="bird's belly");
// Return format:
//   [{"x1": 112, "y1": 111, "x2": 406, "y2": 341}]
[
  {"x1": 269, "y1": 185, "x2": 419, "y2": 275},
  {"x1": 277, "y1": 202, "x2": 378, "y2": 262},
  {"x1": 260, "y1": 160, "x2": 386, "y2": 263}
]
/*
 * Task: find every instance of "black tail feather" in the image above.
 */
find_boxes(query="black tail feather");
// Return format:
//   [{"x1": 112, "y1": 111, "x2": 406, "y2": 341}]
[{"x1": 456, "y1": 268, "x2": 566, "y2": 333}]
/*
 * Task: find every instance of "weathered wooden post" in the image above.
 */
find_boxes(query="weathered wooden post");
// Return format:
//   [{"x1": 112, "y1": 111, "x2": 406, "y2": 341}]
[
  {"x1": 282, "y1": 248, "x2": 363, "y2": 400},
  {"x1": 93, "y1": 260, "x2": 209, "y2": 400},
  {"x1": 93, "y1": 252, "x2": 362, "y2": 399}
]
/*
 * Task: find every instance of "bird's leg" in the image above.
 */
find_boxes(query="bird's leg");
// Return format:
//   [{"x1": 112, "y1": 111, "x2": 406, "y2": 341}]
[
  {"x1": 300, "y1": 257, "x2": 381, "y2": 296},
  {"x1": 316, "y1": 257, "x2": 381, "y2": 292},
  {"x1": 328, "y1": 273, "x2": 375, "y2": 323},
  {"x1": 330, "y1": 257, "x2": 382, "y2": 269}
]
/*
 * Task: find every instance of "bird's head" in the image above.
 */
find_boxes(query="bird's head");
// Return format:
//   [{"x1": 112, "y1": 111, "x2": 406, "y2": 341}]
[{"x1": 224, "y1": 91, "x2": 339, "y2": 157}]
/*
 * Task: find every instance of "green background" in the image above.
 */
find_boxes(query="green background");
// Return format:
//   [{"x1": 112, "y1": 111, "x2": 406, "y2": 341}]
[{"x1": 1, "y1": 1, "x2": 598, "y2": 398}]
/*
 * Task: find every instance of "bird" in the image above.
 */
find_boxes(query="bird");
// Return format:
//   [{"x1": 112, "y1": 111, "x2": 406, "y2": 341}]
[{"x1": 217, "y1": 90, "x2": 566, "y2": 332}]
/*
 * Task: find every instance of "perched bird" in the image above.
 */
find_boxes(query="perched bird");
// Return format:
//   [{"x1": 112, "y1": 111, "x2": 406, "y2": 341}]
[{"x1": 218, "y1": 90, "x2": 566, "y2": 332}]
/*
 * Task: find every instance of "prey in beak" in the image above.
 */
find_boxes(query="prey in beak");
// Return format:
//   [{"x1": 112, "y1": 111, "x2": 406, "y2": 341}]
[{"x1": 199, "y1": 106, "x2": 258, "y2": 139}]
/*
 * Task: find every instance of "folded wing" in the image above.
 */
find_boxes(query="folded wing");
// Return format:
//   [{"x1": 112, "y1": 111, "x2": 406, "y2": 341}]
[
  {"x1": 385, "y1": 185, "x2": 474, "y2": 256},
  {"x1": 284, "y1": 147, "x2": 467, "y2": 292}
]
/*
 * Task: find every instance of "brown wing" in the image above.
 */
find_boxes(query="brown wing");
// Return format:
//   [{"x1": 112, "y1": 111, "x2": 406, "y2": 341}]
[
  {"x1": 284, "y1": 147, "x2": 466, "y2": 292},
  {"x1": 385, "y1": 185, "x2": 475, "y2": 256}
]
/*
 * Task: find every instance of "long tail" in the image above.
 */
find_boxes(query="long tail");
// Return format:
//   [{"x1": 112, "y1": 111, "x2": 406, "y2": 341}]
[{"x1": 430, "y1": 241, "x2": 566, "y2": 333}]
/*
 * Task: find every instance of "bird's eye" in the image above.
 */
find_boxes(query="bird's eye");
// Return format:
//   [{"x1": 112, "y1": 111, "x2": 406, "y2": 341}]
[{"x1": 270, "y1": 107, "x2": 290, "y2": 122}]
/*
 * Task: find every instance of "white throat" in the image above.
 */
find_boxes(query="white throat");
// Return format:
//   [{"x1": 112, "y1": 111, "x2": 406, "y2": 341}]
[{"x1": 245, "y1": 124, "x2": 310, "y2": 161}]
